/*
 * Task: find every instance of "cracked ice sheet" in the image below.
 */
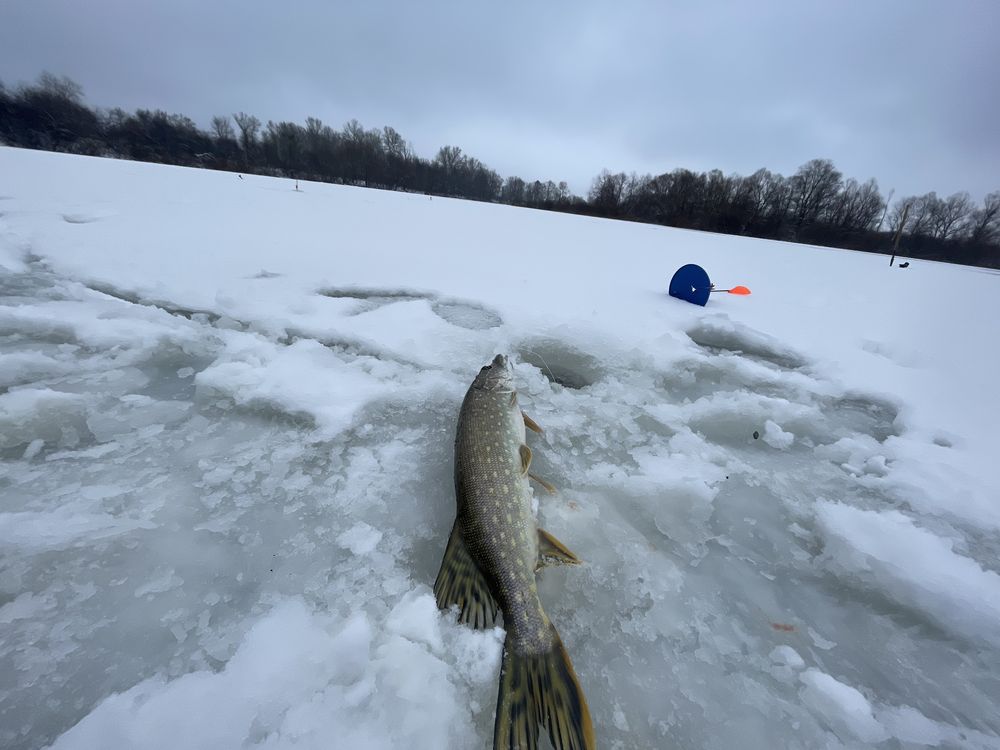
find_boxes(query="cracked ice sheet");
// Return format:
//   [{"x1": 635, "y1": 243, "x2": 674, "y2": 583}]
[
  {"x1": 194, "y1": 331, "x2": 455, "y2": 439},
  {"x1": 2, "y1": 147, "x2": 1000, "y2": 750},
  {"x1": 815, "y1": 502, "x2": 1000, "y2": 648},
  {"x1": 49, "y1": 596, "x2": 505, "y2": 750}
]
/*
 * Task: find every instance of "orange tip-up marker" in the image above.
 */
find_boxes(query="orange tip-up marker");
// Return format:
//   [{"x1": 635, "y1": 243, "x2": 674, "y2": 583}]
[{"x1": 710, "y1": 285, "x2": 752, "y2": 295}]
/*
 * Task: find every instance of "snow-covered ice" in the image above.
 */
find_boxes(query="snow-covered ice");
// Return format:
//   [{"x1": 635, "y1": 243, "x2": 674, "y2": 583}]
[{"x1": 1, "y1": 147, "x2": 999, "y2": 749}]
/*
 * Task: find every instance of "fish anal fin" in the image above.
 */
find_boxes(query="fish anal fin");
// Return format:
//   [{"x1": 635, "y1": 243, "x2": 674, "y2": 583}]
[
  {"x1": 529, "y1": 473, "x2": 557, "y2": 494},
  {"x1": 537, "y1": 527, "x2": 581, "y2": 568},
  {"x1": 522, "y1": 411, "x2": 544, "y2": 434},
  {"x1": 433, "y1": 520, "x2": 498, "y2": 629},
  {"x1": 519, "y1": 444, "x2": 532, "y2": 476}
]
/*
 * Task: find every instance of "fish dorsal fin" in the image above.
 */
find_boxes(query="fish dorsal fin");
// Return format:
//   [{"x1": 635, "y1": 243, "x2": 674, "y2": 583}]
[
  {"x1": 433, "y1": 520, "x2": 499, "y2": 629},
  {"x1": 522, "y1": 411, "x2": 544, "y2": 434},
  {"x1": 537, "y1": 528, "x2": 581, "y2": 568},
  {"x1": 519, "y1": 444, "x2": 532, "y2": 476}
]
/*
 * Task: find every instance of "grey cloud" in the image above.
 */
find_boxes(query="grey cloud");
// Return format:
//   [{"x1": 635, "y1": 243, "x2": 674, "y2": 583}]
[{"x1": 1, "y1": 0, "x2": 997, "y2": 199}]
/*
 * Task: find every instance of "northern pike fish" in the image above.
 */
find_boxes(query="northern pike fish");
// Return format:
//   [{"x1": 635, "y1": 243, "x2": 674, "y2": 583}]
[{"x1": 434, "y1": 354, "x2": 595, "y2": 750}]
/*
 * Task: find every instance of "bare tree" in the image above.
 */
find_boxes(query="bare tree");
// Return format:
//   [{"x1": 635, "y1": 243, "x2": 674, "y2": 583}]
[
  {"x1": 34, "y1": 71, "x2": 84, "y2": 102},
  {"x1": 301, "y1": 117, "x2": 337, "y2": 176},
  {"x1": 501, "y1": 176, "x2": 526, "y2": 205},
  {"x1": 702, "y1": 169, "x2": 735, "y2": 224},
  {"x1": 232, "y1": 111, "x2": 261, "y2": 157},
  {"x1": 827, "y1": 178, "x2": 884, "y2": 231},
  {"x1": 588, "y1": 170, "x2": 628, "y2": 214},
  {"x1": 965, "y1": 191, "x2": 1000, "y2": 244},
  {"x1": 382, "y1": 126, "x2": 410, "y2": 160},
  {"x1": 435, "y1": 145, "x2": 464, "y2": 172},
  {"x1": 733, "y1": 169, "x2": 771, "y2": 228},
  {"x1": 12, "y1": 72, "x2": 98, "y2": 149},
  {"x1": 434, "y1": 145, "x2": 466, "y2": 194},
  {"x1": 524, "y1": 180, "x2": 545, "y2": 206},
  {"x1": 788, "y1": 158, "x2": 842, "y2": 234},
  {"x1": 889, "y1": 194, "x2": 934, "y2": 236},
  {"x1": 211, "y1": 116, "x2": 235, "y2": 141},
  {"x1": 264, "y1": 120, "x2": 304, "y2": 172},
  {"x1": 341, "y1": 120, "x2": 384, "y2": 186},
  {"x1": 929, "y1": 192, "x2": 972, "y2": 240}
]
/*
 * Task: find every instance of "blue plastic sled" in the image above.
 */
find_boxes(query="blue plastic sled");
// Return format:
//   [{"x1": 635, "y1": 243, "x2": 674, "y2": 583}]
[{"x1": 669, "y1": 264, "x2": 711, "y2": 306}]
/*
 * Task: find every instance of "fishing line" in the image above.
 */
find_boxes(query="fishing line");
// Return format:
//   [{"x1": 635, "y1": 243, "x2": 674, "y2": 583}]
[{"x1": 515, "y1": 345, "x2": 558, "y2": 385}]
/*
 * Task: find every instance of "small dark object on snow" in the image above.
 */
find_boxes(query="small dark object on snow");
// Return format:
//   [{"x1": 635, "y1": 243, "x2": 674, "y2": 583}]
[
  {"x1": 753, "y1": 430, "x2": 760, "y2": 440},
  {"x1": 898, "y1": 262, "x2": 910, "y2": 268}
]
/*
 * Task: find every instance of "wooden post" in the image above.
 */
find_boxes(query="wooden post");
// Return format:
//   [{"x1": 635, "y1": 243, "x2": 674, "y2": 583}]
[{"x1": 890, "y1": 203, "x2": 909, "y2": 267}]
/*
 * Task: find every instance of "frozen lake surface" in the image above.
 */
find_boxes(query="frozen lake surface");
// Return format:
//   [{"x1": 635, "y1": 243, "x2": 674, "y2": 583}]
[{"x1": 1, "y1": 148, "x2": 999, "y2": 749}]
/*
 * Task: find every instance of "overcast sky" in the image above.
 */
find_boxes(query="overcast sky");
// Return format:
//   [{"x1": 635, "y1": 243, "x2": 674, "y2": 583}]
[{"x1": 2, "y1": 1, "x2": 998, "y2": 201}]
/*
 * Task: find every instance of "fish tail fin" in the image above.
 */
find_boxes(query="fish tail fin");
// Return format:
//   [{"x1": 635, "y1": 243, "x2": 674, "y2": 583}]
[{"x1": 494, "y1": 628, "x2": 595, "y2": 750}]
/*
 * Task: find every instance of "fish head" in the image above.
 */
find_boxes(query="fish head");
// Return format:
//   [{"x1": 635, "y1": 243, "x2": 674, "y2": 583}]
[{"x1": 472, "y1": 354, "x2": 514, "y2": 393}]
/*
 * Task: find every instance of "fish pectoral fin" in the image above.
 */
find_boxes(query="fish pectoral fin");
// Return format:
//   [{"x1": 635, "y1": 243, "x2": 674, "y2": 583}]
[
  {"x1": 519, "y1": 444, "x2": 532, "y2": 476},
  {"x1": 522, "y1": 411, "x2": 544, "y2": 434},
  {"x1": 529, "y1": 473, "x2": 557, "y2": 494},
  {"x1": 433, "y1": 520, "x2": 499, "y2": 629},
  {"x1": 537, "y1": 527, "x2": 581, "y2": 568}
]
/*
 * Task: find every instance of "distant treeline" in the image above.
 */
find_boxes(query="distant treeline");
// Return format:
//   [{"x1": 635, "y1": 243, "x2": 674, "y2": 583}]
[{"x1": 2, "y1": 73, "x2": 998, "y2": 268}]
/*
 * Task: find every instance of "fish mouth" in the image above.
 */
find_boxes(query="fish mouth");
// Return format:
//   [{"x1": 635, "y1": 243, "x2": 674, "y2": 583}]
[{"x1": 474, "y1": 354, "x2": 514, "y2": 392}]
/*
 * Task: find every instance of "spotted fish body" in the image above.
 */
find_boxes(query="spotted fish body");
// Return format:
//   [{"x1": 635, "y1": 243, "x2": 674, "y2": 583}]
[
  {"x1": 435, "y1": 355, "x2": 595, "y2": 750},
  {"x1": 456, "y1": 357, "x2": 551, "y2": 651}
]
